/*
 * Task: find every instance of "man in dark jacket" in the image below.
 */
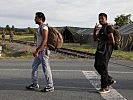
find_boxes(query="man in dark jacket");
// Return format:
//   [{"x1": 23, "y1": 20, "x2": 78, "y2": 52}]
[{"x1": 93, "y1": 13, "x2": 116, "y2": 94}]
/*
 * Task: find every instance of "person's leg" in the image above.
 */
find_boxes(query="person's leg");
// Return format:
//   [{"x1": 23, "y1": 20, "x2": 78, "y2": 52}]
[
  {"x1": 41, "y1": 50, "x2": 53, "y2": 87},
  {"x1": 94, "y1": 51, "x2": 108, "y2": 88},
  {"x1": 94, "y1": 51, "x2": 102, "y2": 74},
  {"x1": 95, "y1": 58, "x2": 110, "y2": 93},
  {"x1": 26, "y1": 57, "x2": 41, "y2": 90},
  {"x1": 31, "y1": 57, "x2": 41, "y2": 85},
  {"x1": 95, "y1": 58, "x2": 111, "y2": 93},
  {"x1": 100, "y1": 59, "x2": 109, "y2": 88},
  {"x1": 105, "y1": 58, "x2": 114, "y2": 84},
  {"x1": 40, "y1": 50, "x2": 54, "y2": 92},
  {"x1": 106, "y1": 44, "x2": 116, "y2": 83}
]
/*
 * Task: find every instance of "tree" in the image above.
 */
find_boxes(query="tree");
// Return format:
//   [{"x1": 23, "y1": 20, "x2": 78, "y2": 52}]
[{"x1": 114, "y1": 14, "x2": 133, "y2": 28}]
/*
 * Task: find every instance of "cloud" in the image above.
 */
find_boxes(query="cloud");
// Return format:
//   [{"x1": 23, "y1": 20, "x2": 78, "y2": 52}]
[{"x1": 0, "y1": 0, "x2": 133, "y2": 28}]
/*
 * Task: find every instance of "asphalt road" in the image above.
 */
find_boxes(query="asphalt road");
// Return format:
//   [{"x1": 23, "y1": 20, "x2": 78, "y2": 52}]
[{"x1": 0, "y1": 58, "x2": 133, "y2": 100}]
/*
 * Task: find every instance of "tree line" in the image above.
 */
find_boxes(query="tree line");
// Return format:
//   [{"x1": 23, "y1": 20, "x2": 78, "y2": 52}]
[{"x1": 0, "y1": 14, "x2": 133, "y2": 35}]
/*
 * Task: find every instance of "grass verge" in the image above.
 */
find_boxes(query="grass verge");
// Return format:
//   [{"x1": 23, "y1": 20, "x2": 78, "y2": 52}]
[
  {"x1": 0, "y1": 42, "x2": 33, "y2": 58},
  {"x1": 0, "y1": 42, "x2": 71, "y2": 59},
  {"x1": 62, "y1": 43, "x2": 133, "y2": 60},
  {"x1": 0, "y1": 34, "x2": 132, "y2": 60}
]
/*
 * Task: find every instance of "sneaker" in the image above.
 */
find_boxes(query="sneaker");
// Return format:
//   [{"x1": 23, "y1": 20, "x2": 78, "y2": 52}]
[
  {"x1": 26, "y1": 84, "x2": 39, "y2": 90},
  {"x1": 98, "y1": 88, "x2": 110, "y2": 94},
  {"x1": 108, "y1": 80, "x2": 116, "y2": 86},
  {"x1": 41, "y1": 86, "x2": 54, "y2": 92}
]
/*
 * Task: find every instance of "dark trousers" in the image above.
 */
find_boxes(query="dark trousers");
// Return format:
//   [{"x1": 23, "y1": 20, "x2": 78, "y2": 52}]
[{"x1": 94, "y1": 42, "x2": 113, "y2": 88}]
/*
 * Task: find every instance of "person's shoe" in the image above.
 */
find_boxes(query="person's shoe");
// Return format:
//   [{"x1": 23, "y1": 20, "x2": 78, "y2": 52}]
[
  {"x1": 41, "y1": 86, "x2": 54, "y2": 92},
  {"x1": 98, "y1": 88, "x2": 110, "y2": 94},
  {"x1": 108, "y1": 80, "x2": 116, "y2": 86},
  {"x1": 26, "y1": 84, "x2": 39, "y2": 90}
]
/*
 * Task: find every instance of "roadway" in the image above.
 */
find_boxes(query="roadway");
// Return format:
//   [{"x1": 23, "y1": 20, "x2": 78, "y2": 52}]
[{"x1": 0, "y1": 58, "x2": 133, "y2": 100}]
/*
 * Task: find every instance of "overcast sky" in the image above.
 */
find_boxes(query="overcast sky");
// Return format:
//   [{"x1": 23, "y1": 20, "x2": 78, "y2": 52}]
[{"x1": 0, "y1": 0, "x2": 133, "y2": 28}]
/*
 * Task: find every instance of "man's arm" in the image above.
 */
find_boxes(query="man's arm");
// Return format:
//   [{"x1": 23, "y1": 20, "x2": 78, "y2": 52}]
[
  {"x1": 108, "y1": 33, "x2": 115, "y2": 45},
  {"x1": 106, "y1": 26, "x2": 115, "y2": 45}
]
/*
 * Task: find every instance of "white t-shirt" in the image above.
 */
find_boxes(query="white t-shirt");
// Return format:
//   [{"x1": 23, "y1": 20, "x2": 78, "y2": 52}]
[{"x1": 37, "y1": 25, "x2": 48, "y2": 48}]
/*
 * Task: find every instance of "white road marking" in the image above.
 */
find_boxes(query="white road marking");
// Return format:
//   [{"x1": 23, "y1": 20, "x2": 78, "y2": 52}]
[
  {"x1": 0, "y1": 69, "x2": 130, "y2": 99},
  {"x1": 0, "y1": 69, "x2": 133, "y2": 74},
  {"x1": 82, "y1": 71, "x2": 127, "y2": 100}
]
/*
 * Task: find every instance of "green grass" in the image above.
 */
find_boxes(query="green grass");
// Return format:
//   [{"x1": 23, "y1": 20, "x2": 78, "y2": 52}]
[
  {"x1": 0, "y1": 34, "x2": 132, "y2": 60},
  {"x1": 14, "y1": 35, "x2": 34, "y2": 42},
  {"x1": 63, "y1": 43, "x2": 96, "y2": 54},
  {"x1": 112, "y1": 50, "x2": 133, "y2": 60},
  {"x1": 62, "y1": 43, "x2": 133, "y2": 60},
  {"x1": 0, "y1": 35, "x2": 34, "y2": 42},
  {"x1": 0, "y1": 42, "x2": 69, "y2": 59}
]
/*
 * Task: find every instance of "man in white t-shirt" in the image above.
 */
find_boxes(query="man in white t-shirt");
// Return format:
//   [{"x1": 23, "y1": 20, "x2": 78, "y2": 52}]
[{"x1": 26, "y1": 12, "x2": 54, "y2": 92}]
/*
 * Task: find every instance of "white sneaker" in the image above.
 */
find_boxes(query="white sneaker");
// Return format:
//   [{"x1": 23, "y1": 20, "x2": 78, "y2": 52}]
[{"x1": 98, "y1": 88, "x2": 110, "y2": 94}]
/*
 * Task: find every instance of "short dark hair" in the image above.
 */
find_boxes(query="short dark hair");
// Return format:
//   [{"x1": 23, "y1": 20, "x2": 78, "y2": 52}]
[
  {"x1": 35, "y1": 12, "x2": 45, "y2": 22},
  {"x1": 99, "y1": 13, "x2": 107, "y2": 19}
]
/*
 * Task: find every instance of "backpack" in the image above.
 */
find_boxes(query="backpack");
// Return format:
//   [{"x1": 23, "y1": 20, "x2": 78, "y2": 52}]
[
  {"x1": 113, "y1": 29, "x2": 122, "y2": 50},
  {"x1": 40, "y1": 24, "x2": 63, "y2": 50},
  {"x1": 104, "y1": 25, "x2": 122, "y2": 50}
]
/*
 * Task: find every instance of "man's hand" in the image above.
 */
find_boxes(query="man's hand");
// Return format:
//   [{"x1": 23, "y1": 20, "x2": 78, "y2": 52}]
[
  {"x1": 93, "y1": 23, "x2": 101, "y2": 41},
  {"x1": 33, "y1": 50, "x2": 39, "y2": 57},
  {"x1": 94, "y1": 23, "x2": 100, "y2": 32}
]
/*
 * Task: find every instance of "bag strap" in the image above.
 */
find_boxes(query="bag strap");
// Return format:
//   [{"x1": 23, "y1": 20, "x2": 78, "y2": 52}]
[{"x1": 103, "y1": 24, "x2": 114, "y2": 34}]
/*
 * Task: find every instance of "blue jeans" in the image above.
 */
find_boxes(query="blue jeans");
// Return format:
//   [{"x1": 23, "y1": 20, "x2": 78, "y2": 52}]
[{"x1": 31, "y1": 49, "x2": 53, "y2": 87}]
